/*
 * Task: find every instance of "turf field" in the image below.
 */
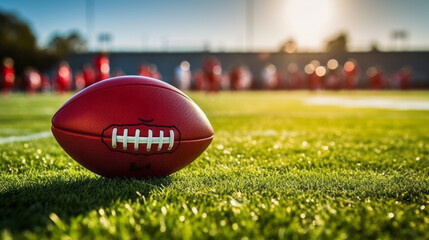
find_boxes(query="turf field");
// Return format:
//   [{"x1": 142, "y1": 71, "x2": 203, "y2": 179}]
[{"x1": 1, "y1": 91, "x2": 428, "y2": 239}]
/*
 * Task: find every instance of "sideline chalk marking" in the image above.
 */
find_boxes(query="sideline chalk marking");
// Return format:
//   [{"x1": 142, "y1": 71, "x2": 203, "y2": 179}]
[
  {"x1": 306, "y1": 97, "x2": 429, "y2": 111},
  {"x1": 0, "y1": 131, "x2": 52, "y2": 144}
]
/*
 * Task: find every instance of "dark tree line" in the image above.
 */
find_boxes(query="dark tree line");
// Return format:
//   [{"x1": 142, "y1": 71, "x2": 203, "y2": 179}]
[
  {"x1": 279, "y1": 33, "x2": 349, "y2": 53},
  {"x1": 0, "y1": 10, "x2": 86, "y2": 76}
]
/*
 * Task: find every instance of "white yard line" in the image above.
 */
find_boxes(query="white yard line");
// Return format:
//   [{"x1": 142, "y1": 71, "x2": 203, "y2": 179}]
[
  {"x1": 306, "y1": 96, "x2": 429, "y2": 111},
  {"x1": 0, "y1": 131, "x2": 52, "y2": 144}
]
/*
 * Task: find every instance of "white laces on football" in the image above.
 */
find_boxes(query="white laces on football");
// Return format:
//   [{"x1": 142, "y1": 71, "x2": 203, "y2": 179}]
[{"x1": 112, "y1": 128, "x2": 174, "y2": 151}]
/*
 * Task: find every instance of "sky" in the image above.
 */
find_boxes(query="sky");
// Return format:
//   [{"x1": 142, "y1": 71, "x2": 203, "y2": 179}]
[{"x1": 0, "y1": 0, "x2": 428, "y2": 52}]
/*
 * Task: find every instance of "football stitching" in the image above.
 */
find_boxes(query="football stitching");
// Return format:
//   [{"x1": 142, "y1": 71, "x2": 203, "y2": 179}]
[
  {"x1": 101, "y1": 122, "x2": 181, "y2": 156},
  {"x1": 112, "y1": 128, "x2": 175, "y2": 151}
]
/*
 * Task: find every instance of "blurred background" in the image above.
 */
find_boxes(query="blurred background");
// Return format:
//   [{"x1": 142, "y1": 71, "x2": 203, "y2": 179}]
[{"x1": 1, "y1": 0, "x2": 428, "y2": 94}]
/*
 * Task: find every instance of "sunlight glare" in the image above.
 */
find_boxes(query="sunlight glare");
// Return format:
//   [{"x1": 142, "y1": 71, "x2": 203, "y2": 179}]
[
  {"x1": 344, "y1": 60, "x2": 356, "y2": 72},
  {"x1": 304, "y1": 63, "x2": 315, "y2": 74},
  {"x1": 315, "y1": 66, "x2": 327, "y2": 77},
  {"x1": 327, "y1": 59, "x2": 339, "y2": 70},
  {"x1": 284, "y1": 0, "x2": 335, "y2": 50}
]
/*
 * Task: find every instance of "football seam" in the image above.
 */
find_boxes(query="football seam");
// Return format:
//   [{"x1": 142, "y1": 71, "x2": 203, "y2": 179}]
[{"x1": 51, "y1": 125, "x2": 214, "y2": 142}]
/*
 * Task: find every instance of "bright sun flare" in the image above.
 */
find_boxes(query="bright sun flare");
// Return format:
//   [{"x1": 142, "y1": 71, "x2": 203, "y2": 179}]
[{"x1": 284, "y1": 0, "x2": 335, "y2": 50}]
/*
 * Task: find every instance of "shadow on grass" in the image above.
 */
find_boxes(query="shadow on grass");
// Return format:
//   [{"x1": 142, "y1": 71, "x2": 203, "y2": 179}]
[{"x1": 0, "y1": 176, "x2": 172, "y2": 233}]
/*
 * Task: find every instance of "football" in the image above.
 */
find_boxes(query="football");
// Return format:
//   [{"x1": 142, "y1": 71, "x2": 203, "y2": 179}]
[{"x1": 51, "y1": 76, "x2": 214, "y2": 178}]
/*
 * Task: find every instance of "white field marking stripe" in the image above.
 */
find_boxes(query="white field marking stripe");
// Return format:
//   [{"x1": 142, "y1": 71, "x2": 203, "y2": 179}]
[
  {"x1": 306, "y1": 97, "x2": 429, "y2": 111},
  {"x1": 0, "y1": 131, "x2": 52, "y2": 144}
]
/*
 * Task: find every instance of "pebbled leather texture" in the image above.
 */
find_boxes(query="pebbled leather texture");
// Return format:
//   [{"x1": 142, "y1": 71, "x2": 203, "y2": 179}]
[{"x1": 51, "y1": 76, "x2": 213, "y2": 178}]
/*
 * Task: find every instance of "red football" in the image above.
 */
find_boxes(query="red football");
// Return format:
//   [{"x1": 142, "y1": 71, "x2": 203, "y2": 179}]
[{"x1": 51, "y1": 76, "x2": 214, "y2": 178}]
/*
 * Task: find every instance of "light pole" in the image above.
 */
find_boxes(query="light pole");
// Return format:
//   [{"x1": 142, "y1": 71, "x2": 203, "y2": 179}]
[{"x1": 246, "y1": 0, "x2": 254, "y2": 51}]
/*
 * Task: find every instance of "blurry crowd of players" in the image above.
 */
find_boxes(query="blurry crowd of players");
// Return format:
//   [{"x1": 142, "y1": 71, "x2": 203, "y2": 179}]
[{"x1": 0, "y1": 53, "x2": 413, "y2": 96}]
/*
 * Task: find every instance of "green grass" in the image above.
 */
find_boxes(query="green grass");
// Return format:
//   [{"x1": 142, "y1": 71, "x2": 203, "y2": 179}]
[{"x1": 0, "y1": 91, "x2": 428, "y2": 240}]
